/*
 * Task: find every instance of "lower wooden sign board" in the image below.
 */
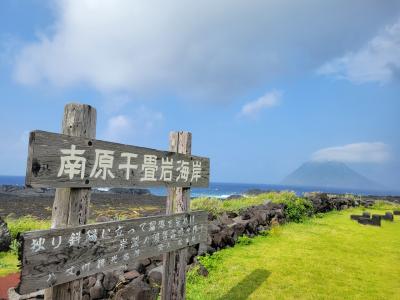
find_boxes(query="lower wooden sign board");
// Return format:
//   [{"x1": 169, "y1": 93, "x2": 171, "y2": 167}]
[{"x1": 17, "y1": 211, "x2": 208, "y2": 294}]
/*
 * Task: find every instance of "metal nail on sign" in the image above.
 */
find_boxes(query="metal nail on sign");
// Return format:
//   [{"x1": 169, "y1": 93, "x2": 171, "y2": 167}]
[{"x1": 26, "y1": 131, "x2": 210, "y2": 188}]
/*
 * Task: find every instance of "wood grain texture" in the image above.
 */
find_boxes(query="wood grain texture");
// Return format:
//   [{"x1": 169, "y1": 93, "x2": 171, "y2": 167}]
[
  {"x1": 17, "y1": 211, "x2": 208, "y2": 295},
  {"x1": 162, "y1": 132, "x2": 192, "y2": 300},
  {"x1": 45, "y1": 103, "x2": 96, "y2": 300},
  {"x1": 26, "y1": 130, "x2": 209, "y2": 188}
]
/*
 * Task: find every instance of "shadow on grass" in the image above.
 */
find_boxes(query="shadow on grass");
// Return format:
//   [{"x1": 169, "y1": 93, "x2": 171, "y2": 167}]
[{"x1": 218, "y1": 269, "x2": 271, "y2": 300}]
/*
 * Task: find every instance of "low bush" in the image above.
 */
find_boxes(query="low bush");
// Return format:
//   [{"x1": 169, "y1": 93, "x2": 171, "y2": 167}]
[
  {"x1": 237, "y1": 235, "x2": 253, "y2": 245},
  {"x1": 191, "y1": 197, "x2": 223, "y2": 216},
  {"x1": 5, "y1": 216, "x2": 50, "y2": 239},
  {"x1": 197, "y1": 252, "x2": 224, "y2": 272},
  {"x1": 192, "y1": 191, "x2": 315, "y2": 223},
  {"x1": 284, "y1": 197, "x2": 314, "y2": 223},
  {"x1": 9, "y1": 239, "x2": 20, "y2": 256},
  {"x1": 192, "y1": 192, "x2": 300, "y2": 215},
  {"x1": 263, "y1": 191, "x2": 314, "y2": 222},
  {"x1": 371, "y1": 200, "x2": 400, "y2": 211}
]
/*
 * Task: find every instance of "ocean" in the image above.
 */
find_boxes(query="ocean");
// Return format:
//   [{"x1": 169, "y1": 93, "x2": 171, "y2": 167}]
[{"x1": 1, "y1": 175, "x2": 398, "y2": 197}]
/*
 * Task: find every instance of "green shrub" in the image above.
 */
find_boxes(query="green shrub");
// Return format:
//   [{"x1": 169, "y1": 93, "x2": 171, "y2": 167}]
[
  {"x1": 187, "y1": 265, "x2": 201, "y2": 284},
  {"x1": 221, "y1": 195, "x2": 268, "y2": 212},
  {"x1": 237, "y1": 235, "x2": 253, "y2": 245},
  {"x1": 266, "y1": 191, "x2": 298, "y2": 203},
  {"x1": 278, "y1": 196, "x2": 314, "y2": 223},
  {"x1": 192, "y1": 192, "x2": 302, "y2": 215},
  {"x1": 371, "y1": 200, "x2": 400, "y2": 211},
  {"x1": 191, "y1": 197, "x2": 223, "y2": 216},
  {"x1": 9, "y1": 239, "x2": 20, "y2": 256},
  {"x1": 6, "y1": 216, "x2": 50, "y2": 239},
  {"x1": 259, "y1": 230, "x2": 270, "y2": 236},
  {"x1": 198, "y1": 252, "x2": 223, "y2": 272},
  {"x1": 191, "y1": 192, "x2": 314, "y2": 223}
]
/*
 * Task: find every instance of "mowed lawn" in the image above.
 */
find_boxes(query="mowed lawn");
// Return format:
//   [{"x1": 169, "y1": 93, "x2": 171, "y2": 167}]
[{"x1": 187, "y1": 208, "x2": 400, "y2": 300}]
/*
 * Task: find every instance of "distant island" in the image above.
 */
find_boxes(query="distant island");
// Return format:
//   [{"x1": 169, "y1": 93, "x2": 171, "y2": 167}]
[{"x1": 282, "y1": 161, "x2": 383, "y2": 190}]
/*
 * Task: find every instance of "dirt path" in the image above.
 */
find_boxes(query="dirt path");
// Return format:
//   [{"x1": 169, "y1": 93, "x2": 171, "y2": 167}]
[{"x1": 0, "y1": 272, "x2": 19, "y2": 300}]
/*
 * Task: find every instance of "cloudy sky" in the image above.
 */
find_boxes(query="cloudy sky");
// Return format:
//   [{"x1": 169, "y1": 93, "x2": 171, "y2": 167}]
[{"x1": 0, "y1": 0, "x2": 399, "y2": 189}]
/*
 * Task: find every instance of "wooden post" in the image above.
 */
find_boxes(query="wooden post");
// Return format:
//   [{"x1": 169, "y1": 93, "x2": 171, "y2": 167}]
[
  {"x1": 44, "y1": 103, "x2": 96, "y2": 300},
  {"x1": 162, "y1": 131, "x2": 192, "y2": 300}
]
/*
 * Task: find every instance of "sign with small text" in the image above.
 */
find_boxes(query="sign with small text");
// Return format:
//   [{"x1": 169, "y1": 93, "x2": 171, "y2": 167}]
[{"x1": 17, "y1": 211, "x2": 208, "y2": 294}]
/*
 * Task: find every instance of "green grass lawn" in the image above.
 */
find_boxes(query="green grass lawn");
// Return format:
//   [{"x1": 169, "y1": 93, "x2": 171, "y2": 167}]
[{"x1": 187, "y1": 208, "x2": 400, "y2": 300}]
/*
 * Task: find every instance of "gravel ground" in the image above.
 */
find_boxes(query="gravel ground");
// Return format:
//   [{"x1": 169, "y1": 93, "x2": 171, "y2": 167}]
[{"x1": 0, "y1": 191, "x2": 166, "y2": 220}]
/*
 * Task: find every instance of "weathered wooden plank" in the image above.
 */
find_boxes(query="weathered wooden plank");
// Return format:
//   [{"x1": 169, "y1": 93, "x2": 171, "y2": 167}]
[
  {"x1": 45, "y1": 103, "x2": 97, "y2": 300},
  {"x1": 17, "y1": 211, "x2": 208, "y2": 295},
  {"x1": 26, "y1": 130, "x2": 210, "y2": 188},
  {"x1": 162, "y1": 132, "x2": 191, "y2": 300}
]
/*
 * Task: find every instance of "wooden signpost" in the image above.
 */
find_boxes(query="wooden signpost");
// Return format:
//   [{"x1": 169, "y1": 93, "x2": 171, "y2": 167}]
[
  {"x1": 17, "y1": 211, "x2": 208, "y2": 294},
  {"x1": 26, "y1": 131, "x2": 209, "y2": 188},
  {"x1": 17, "y1": 103, "x2": 210, "y2": 300}
]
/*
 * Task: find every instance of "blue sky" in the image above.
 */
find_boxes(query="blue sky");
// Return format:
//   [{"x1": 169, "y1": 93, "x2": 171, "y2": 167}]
[{"x1": 0, "y1": 1, "x2": 399, "y2": 189}]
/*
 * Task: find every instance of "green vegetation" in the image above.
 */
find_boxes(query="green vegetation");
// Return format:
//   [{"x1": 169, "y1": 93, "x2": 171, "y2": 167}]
[
  {"x1": 0, "y1": 216, "x2": 50, "y2": 276},
  {"x1": 191, "y1": 191, "x2": 314, "y2": 223},
  {"x1": 237, "y1": 235, "x2": 253, "y2": 245},
  {"x1": 6, "y1": 216, "x2": 50, "y2": 239},
  {"x1": 371, "y1": 200, "x2": 400, "y2": 211},
  {"x1": 191, "y1": 191, "x2": 299, "y2": 216},
  {"x1": 186, "y1": 208, "x2": 400, "y2": 300},
  {"x1": 0, "y1": 251, "x2": 19, "y2": 276},
  {"x1": 271, "y1": 193, "x2": 313, "y2": 223}
]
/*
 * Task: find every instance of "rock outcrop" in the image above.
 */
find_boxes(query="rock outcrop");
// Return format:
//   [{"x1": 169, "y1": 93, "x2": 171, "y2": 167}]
[{"x1": 0, "y1": 217, "x2": 11, "y2": 251}]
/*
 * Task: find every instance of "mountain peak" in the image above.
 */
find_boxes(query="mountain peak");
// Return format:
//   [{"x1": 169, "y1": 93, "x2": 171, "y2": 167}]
[{"x1": 282, "y1": 161, "x2": 382, "y2": 190}]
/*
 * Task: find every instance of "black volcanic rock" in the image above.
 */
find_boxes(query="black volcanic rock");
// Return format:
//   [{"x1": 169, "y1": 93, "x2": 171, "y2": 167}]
[
  {"x1": 0, "y1": 217, "x2": 11, "y2": 251},
  {"x1": 244, "y1": 189, "x2": 271, "y2": 195},
  {"x1": 108, "y1": 188, "x2": 151, "y2": 195}
]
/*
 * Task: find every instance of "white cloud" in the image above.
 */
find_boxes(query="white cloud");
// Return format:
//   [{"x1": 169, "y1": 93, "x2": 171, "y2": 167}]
[
  {"x1": 103, "y1": 115, "x2": 132, "y2": 142},
  {"x1": 102, "y1": 106, "x2": 163, "y2": 143},
  {"x1": 11, "y1": 0, "x2": 400, "y2": 100},
  {"x1": 240, "y1": 91, "x2": 281, "y2": 118},
  {"x1": 318, "y1": 18, "x2": 400, "y2": 84},
  {"x1": 312, "y1": 142, "x2": 390, "y2": 163}
]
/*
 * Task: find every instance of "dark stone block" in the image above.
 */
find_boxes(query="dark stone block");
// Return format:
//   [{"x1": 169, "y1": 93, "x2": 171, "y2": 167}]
[
  {"x1": 124, "y1": 270, "x2": 140, "y2": 281},
  {"x1": 226, "y1": 194, "x2": 243, "y2": 200},
  {"x1": 383, "y1": 212, "x2": 394, "y2": 221},
  {"x1": 148, "y1": 265, "x2": 163, "y2": 287},
  {"x1": 362, "y1": 212, "x2": 371, "y2": 218},
  {"x1": 371, "y1": 214, "x2": 382, "y2": 220},
  {"x1": 393, "y1": 210, "x2": 400, "y2": 215},
  {"x1": 103, "y1": 270, "x2": 121, "y2": 291},
  {"x1": 370, "y1": 215, "x2": 381, "y2": 226},
  {"x1": 358, "y1": 217, "x2": 380, "y2": 226},
  {"x1": 197, "y1": 263, "x2": 209, "y2": 277},
  {"x1": 350, "y1": 215, "x2": 363, "y2": 221},
  {"x1": 115, "y1": 277, "x2": 158, "y2": 300}
]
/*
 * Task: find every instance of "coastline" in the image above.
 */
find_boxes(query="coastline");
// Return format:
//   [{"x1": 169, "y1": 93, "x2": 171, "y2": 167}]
[{"x1": 0, "y1": 183, "x2": 399, "y2": 220}]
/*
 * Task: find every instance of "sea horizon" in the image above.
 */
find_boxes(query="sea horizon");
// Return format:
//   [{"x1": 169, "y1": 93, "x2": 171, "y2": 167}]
[{"x1": 0, "y1": 175, "x2": 399, "y2": 198}]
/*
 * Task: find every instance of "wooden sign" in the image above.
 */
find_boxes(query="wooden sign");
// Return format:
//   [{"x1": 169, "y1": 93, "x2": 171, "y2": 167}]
[
  {"x1": 17, "y1": 211, "x2": 208, "y2": 294},
  {"x1": 26, "y1": 130, "x2": 210, "y2": 188}
]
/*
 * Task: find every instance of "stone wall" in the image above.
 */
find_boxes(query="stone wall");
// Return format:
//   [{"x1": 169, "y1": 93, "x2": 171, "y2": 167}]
[
  {"x1": 9, "y1": 193, "x2": 375, "y2": 299},
  {"x1": 79, "y1": 193, "x2": 374, "y2": 300}
]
